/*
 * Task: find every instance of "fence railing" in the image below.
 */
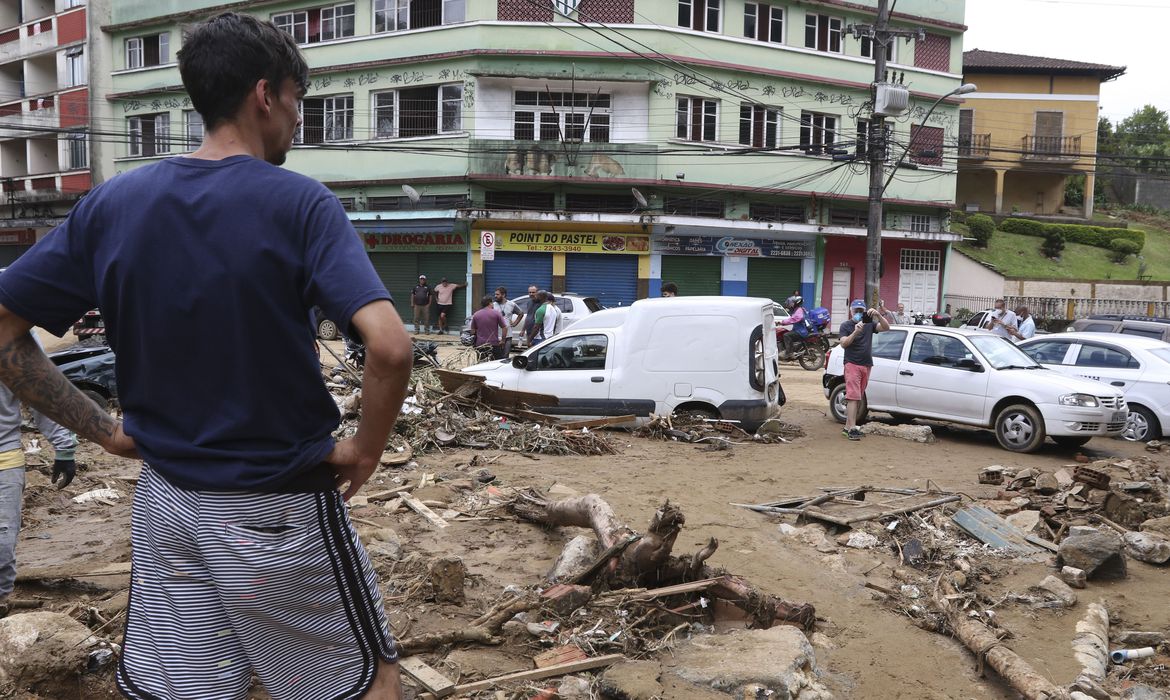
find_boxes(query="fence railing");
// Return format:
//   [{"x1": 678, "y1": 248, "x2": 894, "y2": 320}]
[{"x1": 944, "y1": 294, "x2": 1170, "y2": 323}]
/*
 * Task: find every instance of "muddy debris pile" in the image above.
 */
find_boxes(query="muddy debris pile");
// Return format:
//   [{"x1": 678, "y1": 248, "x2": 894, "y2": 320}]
[{"x1": 635, "y1": 414, "x2": 804, "y2": 446}]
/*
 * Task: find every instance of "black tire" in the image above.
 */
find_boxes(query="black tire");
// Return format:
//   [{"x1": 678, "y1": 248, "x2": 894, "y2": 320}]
[
  {"x1": 798, "y1": 340, "x2": 825, "y2": 371},
  {"x1": 81, "y1": 389, "x2": 108, "y2": 411},
  {"x1": 828, "y1": 383, "x2": 866, "y2": 424},
  {"x1": 1053, "y1": 435, "x2": 1092, "y2": 448},
  {"x1": 994, "y1": 403, "x2": 1046, "y2": 453},
  {"x1": 1122, "y1": 405, "x2": 1160, "y2": 442},
  {"x1": 317, "y1": 318, "x2": 340, "y2": 341}
]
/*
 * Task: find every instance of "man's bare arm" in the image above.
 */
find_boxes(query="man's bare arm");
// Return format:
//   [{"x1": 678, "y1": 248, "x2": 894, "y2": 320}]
[{"x1": 0, "y1": 305, "x2": 137, "y2": 458}]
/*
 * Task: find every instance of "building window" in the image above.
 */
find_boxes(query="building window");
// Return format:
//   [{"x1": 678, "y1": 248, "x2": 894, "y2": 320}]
[
  {"x1": 374, "y1": 0, "x2": 466, "y2": 32},
  {"x1": 127, "y1": 113, "x2": 170, "y2": 157},
  {"x1": 124, "y1": 33, "x2": 169, "y2": 69},
  {"x1": 299, "y1": 95, "x2": 354, "y2": 144},
  {"x1": 799, "y1": 112, "x2": 836, "y2": 155},
  {"x1": 744, "y1": 3, "x2": 783, "y2": 43},
  {"x1": 373, "y1": 91, "x2": 396, "y2": 138},
  {"x1": 397, "y1": 84, "x2": 462, "y2": 138},
  {"x1": 678, "y1": 0, "x2": 720, "y2": 33},
  {"x1": 913, "y1": 33, "x2": 951, "y2": 72},
  {"x1": 185, "y1": 111, "x2": 203, "y2": 150},
  {"x1": 64, "y1": 131, "x2": 87, "y2": 170},
  {"x1": 676, "y1": 97, "x2": 718, "y2": 142},
  {"x1": 739, "y1": 104, "x2": 778, "y2": 148},
  {"x1": 513, "y1": 91, "x2": 611, "y2": 143},
  {"x1": 860, "y1": 34, "x2": 895, "y2": 62},
  {"x1": 804, "y1": 14, "x2": 842, "y2": 53},
  {"x1": 909, "y1": 214, "x2": 934, "y2": 233},
  {"x1": 64, "y1": 47, "x2": 85, "y2": 87},
  {"x1": 274, "y1": 4, "x2": 355, "y2": 44},
  {"x1": 909, "y1": 124, "x2": 943, "y2": 166}
]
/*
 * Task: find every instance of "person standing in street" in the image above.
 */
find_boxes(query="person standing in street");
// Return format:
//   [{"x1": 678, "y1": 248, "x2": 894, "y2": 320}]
[
  {"x1": 0, "y1": 382, "x2": 77, "y2": 616},
  {"x1": 0, "y1": 13, "x2": 412, "y2": 698},
  {"x1": 432, "y1": 277, "x2": 466, "y2": 335},
  {"x1": 529, "y1": 291, "x2": 561, "y2": 346},
  {"x1": 661, "y1": 282, "x2": 678, "y2": 297},
  {"x1": 984, "y1": 299, "x2": 1018, "y2": 339},
  {"x1": 470, "y1": 295, "x2": 508, "y2": 361},
  {"x1": 877, "y1": 300, "x2": 896, "y2": 326},
  {"x1": 492, "y1": 287, "x2": 521, "y2": 355},
  {"x1": 411, "y1": 275, "x2": 434, "y2": 334},
  {"x1": 521, "y1": 285, "x2": 540, "y2": 343},
  {"x1": 1009, "y1": 306, "x2": 1036, "y2": 342},
  {"x1": 838, "y1": 299, "x2": 889, "y2": 441},
  {"x1": 892, "y1": 303, "x2": 912, "y2": 325}
]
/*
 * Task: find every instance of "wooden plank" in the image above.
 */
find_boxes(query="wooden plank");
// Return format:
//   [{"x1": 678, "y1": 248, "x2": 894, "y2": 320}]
[
  {"x1": 557, "y1": 415, "x2": 637, "y2": 430},
  {"x1": 605, "y1": 577, "x2": 724, "y2": 601},
  {"x1": 433, "y1": 369, "x2": 559, "y2": 408},
  {"x1": 401, "y1": 494, "x2": 449, "y2": 529},
  {"x1": 366, "y1": 483, "x2": 416, "y2": 501},
  {"x1": 419, "y1": 654, "x2": 624, "y2": 698},
  {"x1": 533, "y1": 645, "x2": 589, "y2": 669},
  {"x1": 399, "y1": 657, "x2": 456, "y2": 698},
  {"x1": 16, "y1": 562, "x2": 132, "y2": 581}
]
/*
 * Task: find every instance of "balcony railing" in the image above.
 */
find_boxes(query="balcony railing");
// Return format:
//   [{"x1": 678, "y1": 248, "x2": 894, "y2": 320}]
[
  {"x1": 1021, "y1": 135, "x2": 1081, "y2": 160},
  {"x1": 957, "y1": 133, "x2": 990, "y2": 159}
]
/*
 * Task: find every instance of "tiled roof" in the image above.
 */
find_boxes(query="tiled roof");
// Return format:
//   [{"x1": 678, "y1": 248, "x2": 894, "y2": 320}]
[{"x1": 963, "y1": 50, "x2": 1126, "y2": 81}]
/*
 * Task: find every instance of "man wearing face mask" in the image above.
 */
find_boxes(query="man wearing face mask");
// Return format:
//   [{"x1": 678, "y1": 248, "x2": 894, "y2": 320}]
[
  {"x1": 837, "y1": 299, "x2": 889, "y2": 440},
  {"x1": 984, "y1": 299, "x2": 1018, "y2": 339}
]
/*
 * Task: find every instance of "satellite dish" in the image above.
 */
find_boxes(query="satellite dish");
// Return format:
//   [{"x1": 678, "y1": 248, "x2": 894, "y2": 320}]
[
  {"x1": 631, "y1": 187, "x2": 648, "y2": 208},
  {"x1": 401, "y1": 184, "x2": 421, "y2": 203}
]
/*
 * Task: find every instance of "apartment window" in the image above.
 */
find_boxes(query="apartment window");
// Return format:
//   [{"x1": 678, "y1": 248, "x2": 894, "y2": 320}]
[
  {"x1": 395, "y1": 84, "x2": 462, "y2": 138},
  {"x1": 744, "y1": 3, "x2": 783, "y2": 43},
  {"x1": 64, "y1": 131, "x2": 87, "y2": 170},
  {"x1": 799, "y1": 112, "x2": 836, "y2": 155},
  {"x1": 374, "y1": 0, "x2": 465, "y2": 32},
  {"x1": 127, "y1": 113, "x2": 170, "y2": 157},
  {"x1": 185, "y1": 111, "x2": 203, "y2": 150},
  {"x1": 299, "y1": 95, "x2": 354, "y2": 144},
  {"x1": 64, "y1": 47, "x2": 85, "y2": 87},
  {"x1": 913, "y1": 33, "x2": 951, "y2": 72},
  {"x1": 513, "y1": 91, "x2": 611, "y2": 143},
  {"x1": 676, "y1": 97, "x2": 718, "y2": 142},
  {"x1": 739, "y1": 104, "x2": 779, "y2": 148},
  {"x1": 909, "y1": 214, "x2": 933, "y2": 233},
  {"x1": 124, "y1": 33, "x2": 169, "y2": 69},
  {"x1": 678, "y1": 0, "x2": 720, "y2": 32},
  {"x1": 274, "y1": 4, "x2": 355, "y2": 44},
  {"x1": 909, "y1": 125, "x2": 943, "y2": 166},
  {"x1": 860, "y1": 34, "x2": 895, "y2": 62},
  {"x1": 373, "y1": 91, "x2": 396, "y2": 138},
  {"x1": 804, "y1": 14, "x2": 842, "y2": 53}
]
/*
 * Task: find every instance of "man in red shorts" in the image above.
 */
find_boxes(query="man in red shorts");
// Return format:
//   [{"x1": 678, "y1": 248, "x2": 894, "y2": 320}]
[{"x1": 838, "y1": 298, "x2": 889, "y2": 440}]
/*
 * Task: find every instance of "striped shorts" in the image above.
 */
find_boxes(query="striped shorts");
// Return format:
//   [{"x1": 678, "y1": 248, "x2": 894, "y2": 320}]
[{"x1": 116, "y1": 465, "x2": 398, "y2": 700}]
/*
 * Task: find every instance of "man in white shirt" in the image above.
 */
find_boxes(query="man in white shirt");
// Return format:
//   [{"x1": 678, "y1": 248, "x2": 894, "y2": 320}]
[
  {"x1": 492, "y1": 286, "x2": 522, "y2": 353},
  {"x1": 1009, "y1": 306, "x2": 1036, "y2": 342},
  {"x1": 984, "y1": 298, "x2": 1018, "y2": 339}
]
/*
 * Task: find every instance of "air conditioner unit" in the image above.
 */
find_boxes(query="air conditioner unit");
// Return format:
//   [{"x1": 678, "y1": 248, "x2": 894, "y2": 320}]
[{"x1": 873, "y1": 83, "x2": 910, "y2": 117}]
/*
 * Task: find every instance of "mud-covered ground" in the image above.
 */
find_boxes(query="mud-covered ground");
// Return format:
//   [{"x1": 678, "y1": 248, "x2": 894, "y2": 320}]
[{"x1": 8, "y1": 340, "x2": 1170, "y2": 698}]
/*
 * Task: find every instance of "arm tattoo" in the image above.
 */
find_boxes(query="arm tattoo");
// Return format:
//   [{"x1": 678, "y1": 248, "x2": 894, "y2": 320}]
[{"x1": 0, "y1": 333, "x2": 117, "y2": 444}]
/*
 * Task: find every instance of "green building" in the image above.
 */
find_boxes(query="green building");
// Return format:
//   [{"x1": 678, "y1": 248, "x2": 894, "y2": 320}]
[{"x1": 101, "y1": 0, "x2": 967, "y2": 328}]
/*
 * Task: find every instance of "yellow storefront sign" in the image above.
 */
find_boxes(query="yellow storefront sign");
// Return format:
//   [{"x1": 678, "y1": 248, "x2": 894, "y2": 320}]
[{"x1": 473, "y1": 230, "x2": 650, "y2": 254}]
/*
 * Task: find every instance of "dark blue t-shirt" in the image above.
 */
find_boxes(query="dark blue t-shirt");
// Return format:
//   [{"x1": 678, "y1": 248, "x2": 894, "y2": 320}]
[{"x1": 0, "y1": 155, "x2": 390, "y2": 492}]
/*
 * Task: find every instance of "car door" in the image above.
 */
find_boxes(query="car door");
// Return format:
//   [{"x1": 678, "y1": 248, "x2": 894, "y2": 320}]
[
  {"x1": 895, "y1": 332, "x2": 990, "y2": 421},
  {"x1": 963, "y1": 311, "x2": 988, "y2": 331},
  {"x1": 1068, "y1": 341, "x2": 1145, "y2": 395},
  {"x1": 1019, "y1": 339, "x2": 1076, "y2": 373},
  {"x1": 863, "y1": 328, "x2": 909, "y2": 409},
  {"x1": 518, "y1": 332, "x2": 613, "y2": 418}
]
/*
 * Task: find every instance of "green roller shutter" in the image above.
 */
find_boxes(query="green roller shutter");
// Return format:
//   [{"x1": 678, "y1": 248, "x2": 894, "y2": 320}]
[
  {"x1": 746, "y1": 258, "x2": 802, "y2": 303},
  {"x1": 367, "y1": 252, "x2": 469, "y2": 327},
  {"x1": 368, "y1": 252, "x2": 419, "y2": 323},
  {"x1": 418, "y1": 252, "x2": 469, "y2": 327},
  {"x1": 661, "y1": 255, "x2": 721, "y2": 296}
]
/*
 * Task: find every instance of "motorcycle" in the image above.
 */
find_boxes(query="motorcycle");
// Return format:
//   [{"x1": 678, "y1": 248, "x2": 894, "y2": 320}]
[
  {"x1": 775, "y1": 324, "x2": 830, "y2": 371},
  {"x1": 344, "y1": 336, "x2": 439, "y2": 371}
]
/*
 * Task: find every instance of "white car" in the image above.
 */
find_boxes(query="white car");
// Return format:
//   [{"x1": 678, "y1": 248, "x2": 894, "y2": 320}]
[
  {"x1": 822, "y1": 326, "x2": 1128, "y2": 452},
  {"x1": 1018, "y1": 333, "x2": 1170, "y2": 442}
]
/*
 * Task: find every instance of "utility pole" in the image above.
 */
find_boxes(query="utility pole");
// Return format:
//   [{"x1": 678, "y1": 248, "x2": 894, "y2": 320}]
[{"x1": 863, "y1": 0, "x2": 890, "y2": 309}]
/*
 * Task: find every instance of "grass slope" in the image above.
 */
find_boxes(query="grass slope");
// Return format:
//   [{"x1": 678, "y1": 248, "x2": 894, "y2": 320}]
[{"x1": 954, "y1": 221, "x2": 1170, "y2": 281}]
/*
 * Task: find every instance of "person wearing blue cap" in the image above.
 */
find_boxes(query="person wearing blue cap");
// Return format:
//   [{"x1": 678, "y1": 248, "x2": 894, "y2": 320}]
[{"x1": 837, "y1": 298, "x2": 889, "y2": 440}]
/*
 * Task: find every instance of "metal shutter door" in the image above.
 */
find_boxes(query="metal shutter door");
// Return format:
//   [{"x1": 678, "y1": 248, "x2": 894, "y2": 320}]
[
  {"x1": 566, "y1": 253, "x2": 638, "y2": 308},
  {"x1": 746, "y1": 258, "x2": 802, "y2": 303},
  {"x1": 485, "y1": 252, "x2": 553, "y2": 300},
  {"x1": 418, "y1": 252, "x2": 468, "y2": 327},
  {"x1": 660, "y1": 255, "x2": 721, "y2": 296},
  {"x1": 368, "y1": 252, "x2": 419, "y2": 322}
]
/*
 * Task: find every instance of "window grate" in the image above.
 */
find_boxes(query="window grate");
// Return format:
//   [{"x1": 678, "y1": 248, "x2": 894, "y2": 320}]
[
  {"x1": 899, "y1": 248, "x2": 940, "y2": 272},
  {"x1": 663, "y1": 197, "x2": 724, "y2": 218},
  {"x1": 484, "y1": 191, "x2": 555, "y2": 211},
  {"x1": 749, "y1": 202, "x2": 805, "y2": 222}
]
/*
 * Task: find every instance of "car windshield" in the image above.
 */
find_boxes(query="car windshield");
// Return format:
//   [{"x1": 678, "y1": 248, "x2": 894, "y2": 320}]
[
  {"x1": 1148, "y1": 348, "x2": 1170, "y2": 365},
  {"x1": 969, "y1": 335, "x2": 1042, "y2": 369}
]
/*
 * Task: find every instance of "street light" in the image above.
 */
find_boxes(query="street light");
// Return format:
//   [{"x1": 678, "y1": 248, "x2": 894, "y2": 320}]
[{"x1": 881, "y1": 83, "x2": 977, "y2": 194}]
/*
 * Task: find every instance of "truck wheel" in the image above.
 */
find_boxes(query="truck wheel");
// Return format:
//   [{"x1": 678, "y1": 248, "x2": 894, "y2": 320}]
[
  {"x1": 1122, "y1": 405, "x2": 1159, "y2": 442},
  {"x1": 828, "y1": 384, "x2": 866, "y2": 424},
  {"x1": 995, "y1": 403, "x2": 1046, "y2": 452}
]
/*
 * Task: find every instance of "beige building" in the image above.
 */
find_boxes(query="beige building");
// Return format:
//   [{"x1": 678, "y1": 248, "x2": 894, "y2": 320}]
[{"x1": 957, "y1": 50, "x2": 1124, "y2": 219}]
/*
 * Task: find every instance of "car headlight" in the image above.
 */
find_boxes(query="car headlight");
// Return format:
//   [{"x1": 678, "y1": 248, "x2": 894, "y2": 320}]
[{"x1": 1059, "y1": 393, "x2": 1099, "y2": 408}]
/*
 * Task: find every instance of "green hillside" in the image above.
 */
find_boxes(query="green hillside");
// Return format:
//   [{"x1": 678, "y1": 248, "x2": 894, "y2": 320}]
[{"x1": 954, "y1": 219, "x2": 1170, "y2": 281}]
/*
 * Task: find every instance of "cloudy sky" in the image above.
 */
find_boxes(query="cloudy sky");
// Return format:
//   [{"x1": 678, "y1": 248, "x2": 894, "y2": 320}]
[{"x1": 962, "y1": 0, "x2": 1168, "y2": 123}]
